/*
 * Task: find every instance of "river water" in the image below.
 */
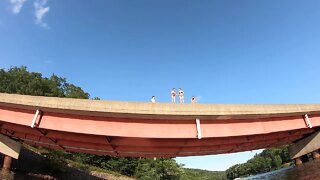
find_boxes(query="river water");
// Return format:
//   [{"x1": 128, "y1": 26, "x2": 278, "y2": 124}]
[{"x1": 243, "y1": 158, "x2": 320, "y2": 180}]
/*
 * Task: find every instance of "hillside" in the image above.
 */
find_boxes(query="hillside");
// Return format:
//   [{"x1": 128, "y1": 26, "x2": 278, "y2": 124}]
[{"x1": 182, "y1": 168, "x2": 227, "y2": 180}]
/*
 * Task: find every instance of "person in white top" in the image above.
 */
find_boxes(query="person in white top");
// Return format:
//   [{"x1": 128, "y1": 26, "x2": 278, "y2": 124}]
[
  {"x1": 178, "y1": 88, "x2": 184, "y2": 104},
  {"x1": 171, "y1": 88, "x2": 176, "y2": 103},
  {"x1": 151, "y1": 96, "x2": 156, "y2": 103},
  {"x1": 191, "y1": 96, "x2": 197, "y2": 104}
]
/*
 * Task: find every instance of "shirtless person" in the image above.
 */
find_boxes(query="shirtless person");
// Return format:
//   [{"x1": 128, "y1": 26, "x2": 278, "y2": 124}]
[
  {"x1": 191, "y1": 96, "x2": 197, "y2": 104},
  {"x1": 171, "y1": 88, "x2": 176, "y2": 103},
  {"x1": 178, "y1": 88, "x2": 184, "y2": 104}
]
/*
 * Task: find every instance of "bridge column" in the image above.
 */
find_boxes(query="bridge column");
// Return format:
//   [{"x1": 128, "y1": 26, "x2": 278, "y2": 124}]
[
  {"x1": 289, "y1": 130, "x2": 320, "y2": 164},
  {"x1": 0, "y1": 134, "x2": 21, "y2": 169},
  {"x1": 2, "y1": 156, "x2": 12, "y2": 170}
]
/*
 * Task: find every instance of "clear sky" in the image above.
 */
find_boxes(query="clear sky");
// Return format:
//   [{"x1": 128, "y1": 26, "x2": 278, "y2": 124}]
[{"x1": 1, "y1": 0, "x2": 320, "y2": 171}]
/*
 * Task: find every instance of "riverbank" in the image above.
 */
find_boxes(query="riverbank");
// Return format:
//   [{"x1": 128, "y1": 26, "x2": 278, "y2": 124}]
[
  {"x1": 4, "y1": 145, "x2": 135, "y2": 180},
  {"x1": 2, "y1": 145, "x2": 226, "y2": 180}
]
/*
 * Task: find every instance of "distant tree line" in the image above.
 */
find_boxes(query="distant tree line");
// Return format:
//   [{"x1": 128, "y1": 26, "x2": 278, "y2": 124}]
[{"x1": 225, "y1": 146, "x2": 291, "y2": 179}]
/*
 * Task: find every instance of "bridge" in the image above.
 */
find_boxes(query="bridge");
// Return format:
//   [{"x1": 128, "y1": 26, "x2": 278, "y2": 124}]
[{"x1": 0, "y1": 93, "x2": 319, "y2": 167}]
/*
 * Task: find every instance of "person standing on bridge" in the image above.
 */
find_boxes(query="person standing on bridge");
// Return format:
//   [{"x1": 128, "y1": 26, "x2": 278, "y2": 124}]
[
  {"x1": 151, "y1": 96, "x2": 156, "y2": 103},
  {"x1": 178, "y1": 88, "x2": 184, "y2": 104},
  {"x1": 191, "y1": 96, "x2": 197, "y2": 104},
  {"x1": 171, "y1": 88, "x2": 176, "y2": 103}
]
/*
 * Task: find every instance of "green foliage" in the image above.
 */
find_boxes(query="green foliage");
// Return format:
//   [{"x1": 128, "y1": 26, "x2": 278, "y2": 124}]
[
  {"x1": 44, "y1": 149, "x2": 184, "y2": 180},
  {"x1": 226, "y1": 164, "x2": 241, "y2": 180},
  {"x1": 135, "y1": 158, "x2": 184, "y2": 180},
  {"x1": 0, "y1": 66, "x2": 89, "y2": 99},
  {"x1": 182, "y1": 168, "x2": 226, "y2": 180},
  {"x1": 68, "y1": 154, "x2": 184, "y2": 179},
  {"x1": 225, "y1": 146, "x2": 291, "y2": 179}
]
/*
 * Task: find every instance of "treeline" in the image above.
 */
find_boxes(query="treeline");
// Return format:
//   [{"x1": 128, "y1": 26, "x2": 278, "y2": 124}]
[
  {"x1": 0, "y1": 66, "x2": 89, "y2": 99},
  {"x1": 181, "y1": 168, "x2": 226, "y2": 180},
  {"x1": 225, "y1": 146, "x2": 291, "y2": 179}
]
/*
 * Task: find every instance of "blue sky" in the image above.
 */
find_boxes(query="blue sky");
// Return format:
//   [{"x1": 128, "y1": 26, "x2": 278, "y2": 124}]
[{"x1": 1, "y1": 0, "x2": 320, "y2": 171}]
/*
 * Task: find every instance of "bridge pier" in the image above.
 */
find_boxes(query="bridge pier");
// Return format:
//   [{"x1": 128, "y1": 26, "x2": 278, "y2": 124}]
[
  {"x1": 0, "y1": 134, "x2": 21, "y2": 169},
  {"x1": 289, "y1": 130, "x2": 320, "y2": 165},
  {"x1": 2, "y1": 155, "x2": 12, "y2": 170}
]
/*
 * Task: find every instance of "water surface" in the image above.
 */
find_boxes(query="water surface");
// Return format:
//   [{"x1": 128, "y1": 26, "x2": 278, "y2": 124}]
[{"x1": 243, "y1": 159, "x2": 320, "y2": 180}]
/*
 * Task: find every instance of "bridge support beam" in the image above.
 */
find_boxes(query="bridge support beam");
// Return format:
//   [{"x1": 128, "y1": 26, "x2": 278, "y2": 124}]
[
  {"x1": 289, "y1": 130, "x2": 320, "y2": 164},
  {"x1": 0, "y1": 134, "x2": 21, "y2": 160}
]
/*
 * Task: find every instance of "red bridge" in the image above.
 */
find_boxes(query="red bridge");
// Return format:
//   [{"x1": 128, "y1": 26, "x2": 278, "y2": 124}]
[{"x1": 0, "y1": 93, "x2": 319, "y2": 160}]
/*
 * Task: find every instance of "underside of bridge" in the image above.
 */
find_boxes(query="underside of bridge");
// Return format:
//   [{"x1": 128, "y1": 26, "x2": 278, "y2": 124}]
[{"x1": 0, "y1": 93, "x2": 319, "y2": 158}]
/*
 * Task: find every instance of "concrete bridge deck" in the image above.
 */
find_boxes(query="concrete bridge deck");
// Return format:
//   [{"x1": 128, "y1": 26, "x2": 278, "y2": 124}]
[{"x1": 0, "y1": 93, "x2": 319, "y2": 157}]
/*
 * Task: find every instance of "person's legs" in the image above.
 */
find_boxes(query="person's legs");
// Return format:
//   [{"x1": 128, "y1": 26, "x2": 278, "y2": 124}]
[
  {"x1": 182, "y1": 96, "x2": 184, "y2": 103},
  {"x1": 179, "y1": 96, "x2": 182, "y2": 103}
]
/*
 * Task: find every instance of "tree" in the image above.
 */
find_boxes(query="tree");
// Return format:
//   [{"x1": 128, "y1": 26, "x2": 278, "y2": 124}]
[
  {"x1": 0, "y1": 66, "x2": 89, "y2": 99},
  {"x1": 135, "y1": 158, "x2": 183, "y2": 180},
  {"x1": 225, "y1": 146, "x2": 292, "y2": 179}
]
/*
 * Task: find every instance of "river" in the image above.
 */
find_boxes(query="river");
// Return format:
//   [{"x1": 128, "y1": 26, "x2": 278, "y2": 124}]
[{"x1": 243, "y1": 158, "x2": 320, "y2": 180}]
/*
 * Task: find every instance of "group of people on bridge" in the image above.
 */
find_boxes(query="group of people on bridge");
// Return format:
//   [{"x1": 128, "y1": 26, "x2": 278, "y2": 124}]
[{"x1": 151, "y1": 88, "x2": 197, "y2": 104}]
